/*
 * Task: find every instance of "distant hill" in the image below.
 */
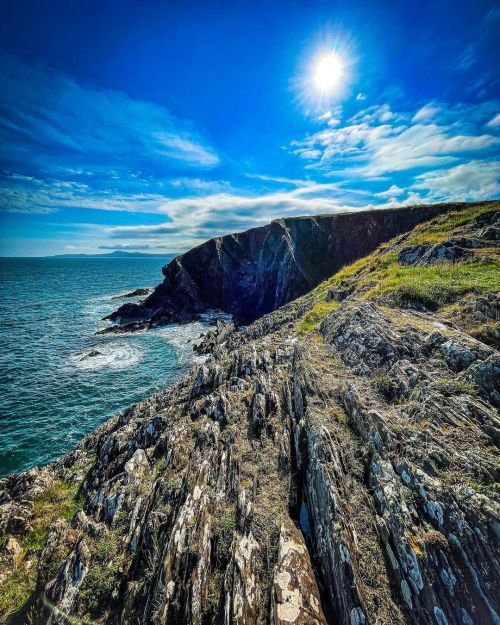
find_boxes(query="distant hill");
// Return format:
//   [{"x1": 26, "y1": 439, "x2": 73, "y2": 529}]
[{"x1": 49, "y1": 251, "x2": 172, "y2": 258}]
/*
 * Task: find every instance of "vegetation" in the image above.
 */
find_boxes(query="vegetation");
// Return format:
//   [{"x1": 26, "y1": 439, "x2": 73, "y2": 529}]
[
  {"x1": 409, "y1": 202, "x2": 496, "y2": 245},
  {"x1": 215, "y1": 505, "x2": 237, "y2": 567},
  {"x1": 372, "y1": 374, "x2": 400, "y2": 402},
  {"x1": 361, "y1": 259, "x2": 499, "y2": 310},
  {"x1": 434, "y1": 378, "x2": 478, "y2": 396},
  {"x1": 0, "y1": 481, "x2": 83, "y2": 622},
  {"x1": 78, "y1": 529, "x2": 126, "y2": 616},
  {"x1": 296, "y1": 300, "x2": 340, "y2": 334}
]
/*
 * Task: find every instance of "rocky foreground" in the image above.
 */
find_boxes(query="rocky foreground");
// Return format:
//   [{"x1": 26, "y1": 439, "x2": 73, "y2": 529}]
[{"x1": 1, "y1": 201, "x2": 499, "y2": 625}]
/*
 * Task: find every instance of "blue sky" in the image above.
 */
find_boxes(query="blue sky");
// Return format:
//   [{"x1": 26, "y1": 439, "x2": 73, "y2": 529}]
[{"x1": 0, "y1": 0, "x2": 499, "y2": 256}]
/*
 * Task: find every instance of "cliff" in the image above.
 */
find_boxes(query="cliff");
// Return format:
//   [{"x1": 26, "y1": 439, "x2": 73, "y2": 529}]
[
  {"x1": 105, "y1": 203, "x2": 472, "y2": 328},
  {"x1": 0, "y1": 201, "x2": 499, "y2": 625}
]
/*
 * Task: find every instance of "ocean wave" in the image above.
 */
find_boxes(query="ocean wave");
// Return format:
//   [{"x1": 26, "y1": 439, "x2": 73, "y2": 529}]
[
  {"x1": 156, "y1": 321, "x2": 208, "y2": 364},
  {"x1": 70, "y1": 343, "x2": 142, "y2": 371}
]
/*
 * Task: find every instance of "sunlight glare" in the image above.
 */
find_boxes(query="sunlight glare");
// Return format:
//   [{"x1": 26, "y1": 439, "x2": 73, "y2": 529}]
[{"x1": 314, "y1": 52, "x2": 343, "y2": 93}]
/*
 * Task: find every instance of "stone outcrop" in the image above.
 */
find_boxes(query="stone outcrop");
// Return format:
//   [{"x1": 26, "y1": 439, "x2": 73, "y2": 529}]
[
  {"x1": 1, "y1": 201, "x2": 499, "y2": 625},
  {"x1": 111, "y1": 287, "x2": 152, "y2": 300}
]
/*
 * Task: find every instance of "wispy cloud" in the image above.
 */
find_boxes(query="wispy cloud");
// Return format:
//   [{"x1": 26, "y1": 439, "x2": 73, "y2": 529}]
[
  {"x1": 290, "y1": 100, "x2": 500, "y2": 178},
  {"x1": 0, "y1": 51, "x2": 220, "y2": 213},
  {"x1": 101, "y1": 184, "x2": 372, "y2": 251},
  {"x1": 0, "y1": 172, "x2": 168, "y2": 214},
  {"x1": 412, "y1": 160, "x2": 500, "y2": 200}
]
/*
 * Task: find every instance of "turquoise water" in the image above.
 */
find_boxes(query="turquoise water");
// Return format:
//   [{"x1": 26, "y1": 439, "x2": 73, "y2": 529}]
[{"x1": 0, "y1": 257, "x2": 208, "y2": 477}]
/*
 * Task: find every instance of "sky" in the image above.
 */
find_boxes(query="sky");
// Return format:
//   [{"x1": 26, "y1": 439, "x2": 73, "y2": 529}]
[{"x1": 0, "y1": 0, "x2": 499, "y2": 256}]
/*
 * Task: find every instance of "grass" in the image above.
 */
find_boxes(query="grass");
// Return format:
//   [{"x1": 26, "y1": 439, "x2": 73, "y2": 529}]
[
  {"x1": 0, "y1": 481, "x2": 83, "y2": 622},
  {"x1": 77, "y1": 529, "x2": 126, "y2": 616},
  {"x1": 215, "y1": 505, "x2": 237, "y2": 568},
  {"x1": 24, "y1": 482, "x2": 83, "y2": 552},
  {"x1": 434, "y1": 378, "x2": 478, "y2": 396},
  {"x1": 296, "y1": 300, "x2": 340, "y2": 334},
  {"x1": 361, "y1": 259, "x2": 499, "y2": 310},
  {"x1": 409, "y1": 202, "x2": 497, "y2": 245}
]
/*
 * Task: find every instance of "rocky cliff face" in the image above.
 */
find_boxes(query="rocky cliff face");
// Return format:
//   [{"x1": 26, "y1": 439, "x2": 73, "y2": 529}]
[
  {"x1": 1, "y1": 201, "x2": 499, "y2": 625},
  {"x1": 106, "y1": 203, "x2": 472, "y2": 328}
]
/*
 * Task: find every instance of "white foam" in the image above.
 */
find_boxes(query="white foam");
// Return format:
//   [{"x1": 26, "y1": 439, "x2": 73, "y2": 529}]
[{"x1": 71, "y1": 343, "x2": 142, "y2": 371}]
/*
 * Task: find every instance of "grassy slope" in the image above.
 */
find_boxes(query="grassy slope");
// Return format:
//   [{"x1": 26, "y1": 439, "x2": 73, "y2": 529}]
[{"x1": 296, "y1": 201, "x2": 499, "y2": 334}]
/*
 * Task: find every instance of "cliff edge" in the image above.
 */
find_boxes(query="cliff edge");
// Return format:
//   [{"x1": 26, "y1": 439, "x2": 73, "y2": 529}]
[{"x1": 106, "y1": 203, "x2": 474, "y2": 329}]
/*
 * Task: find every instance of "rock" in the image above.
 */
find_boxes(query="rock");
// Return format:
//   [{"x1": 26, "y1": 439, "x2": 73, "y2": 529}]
[
  {"x1": 462, "y1": 355, "x2": 500, "y2": 407},
  {"x1": 440, "y1": 339, "x2": 483, "y2": 372},
  {"x1": 111, "y1": 287, "x2": 152, "y2": 300},
  {"x1": 45, "y1": 538, "x2": 91, "y2": 624},
  {"x1": 398, "y1": 241, "x2": 472, "y2": 266},
  {"x1": 271, "y1": 521, "x2": 327, "y2": 625},
  {"x1": 80, "y1": 349, "x2": 103, "y2": 360},
  {"x1": 194, "y1": 319, "x2": 235, "y2": 355}
]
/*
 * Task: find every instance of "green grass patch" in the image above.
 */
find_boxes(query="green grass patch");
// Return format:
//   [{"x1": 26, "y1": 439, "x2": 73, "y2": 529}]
[
  {"x1": 0, "y1": 481, "x2": 83, "y2": 622},
  {"x1": 24, "y1": 482, "x2": 83, "y2": 553},
  {"x1": 296, "y1": 300, "x2": 341, "y2": 335},
  {"x1": 0, "y1": 565, "x2": 36, "y2": 623},
  {"x1": 434, "y1": 378, "x2": 478, "y2": 396},
  {"x1": 361, "y1": 259, "x2": 500, "y2": 310},
  {"x1": 409, "y1": 202, "x2": 497, "y2": 245},
  {"x1": 297, "y1": 202, "x2": 499, "y2": 313}
]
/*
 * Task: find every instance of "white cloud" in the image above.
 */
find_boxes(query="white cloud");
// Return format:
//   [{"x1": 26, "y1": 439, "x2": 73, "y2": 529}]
[
  {"x1": 0, "y1": 174, "x2": 168, "y2": 214},
  {"x1": 487, "y1": 113, "x2": 500, "y2": 127},
  {"x1": 376, "y1": 184, "x2": 404, "y2": 199},
  {"x1": 100, "y1": 183, "x2": 374, "y2": 251},
  {"x1": 412, "y1": 160, "x2": 500, "y2": 200},
  {"x1": 290, "y1": 101, "x2": 500, "y2": 177},
  {"x1": 412, "y1": 104, "x2": 440, "y2": 123}
]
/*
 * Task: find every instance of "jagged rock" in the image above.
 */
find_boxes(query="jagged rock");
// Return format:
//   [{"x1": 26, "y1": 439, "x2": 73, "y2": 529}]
[
  {"x1": 321, "y1": 303, "x2": 413, "y2": 374},
  {"x1": 462, "y1": 355, "x2": 500, "y2": 407},
  {"x1": 398, "y1": 241, "x2": 473, "y2": 266},
  {"x1": 80, "y1": 349, "x2": 103, "y2": 360},
  {"x1": 440, "y1": 338, "x2": 485, "y2": 371},
  {"x1": 45, "y1": 538, "x2": 91, "y2": 624},
  {"x1": 271, "y1": 521, "x2": 326, "y2": 625},
  {"x1": 111, "y1": 287, "x2": 152, "y2": 300},
  {"x1": 194, "y1": 319, "x2": 235, "y2": 355}
]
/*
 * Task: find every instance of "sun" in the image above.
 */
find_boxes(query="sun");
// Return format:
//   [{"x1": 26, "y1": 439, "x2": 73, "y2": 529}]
[{"x1": 313, "y1": 52, "x2": 343, "y2": 92}]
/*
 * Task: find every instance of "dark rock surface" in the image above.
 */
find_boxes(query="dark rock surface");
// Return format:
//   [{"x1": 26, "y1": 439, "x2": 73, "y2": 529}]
[
  {"x1": 398, "y1": 241, "x2": 473, "y2": 266},
  {"x1": 80, "y1": 349, "x2": 103, "y2": 360},
  {"x1": 111, "y1": 287, "x2": 152, "y2": 300}
]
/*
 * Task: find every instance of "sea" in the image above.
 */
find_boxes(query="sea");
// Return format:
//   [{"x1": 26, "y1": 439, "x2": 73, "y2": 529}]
[{"x1": 0, "y1": 256, "x2": 212, "y2": 477}]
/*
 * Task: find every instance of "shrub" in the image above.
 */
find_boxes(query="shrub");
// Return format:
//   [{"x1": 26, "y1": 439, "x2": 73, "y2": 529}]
[{"x1": 424, "y1": 530, "x2": 449, "y2": 551}]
